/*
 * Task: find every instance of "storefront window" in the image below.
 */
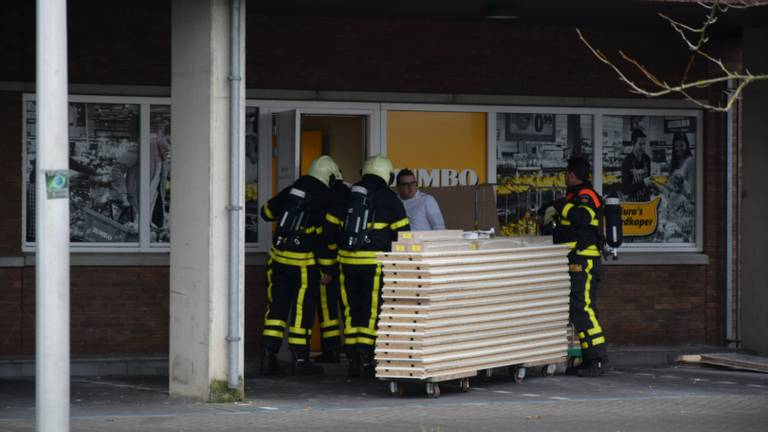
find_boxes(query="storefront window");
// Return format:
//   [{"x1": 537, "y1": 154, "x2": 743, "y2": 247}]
[
  {"x1": 25, "y1": 100, "x2": 142, "y2": 244},
  {"x1": 602, "y1": 115, "x2": 697, "y2": 245},
  {"x1": 245, "y1": 106, "x2": 259, "y2": 243},
  {"x1": 149, "y1": 105, "x2": 171, "y2": 245},
  {"x1": 495, "y1": 113, "x2": 593, "y2": 237}
]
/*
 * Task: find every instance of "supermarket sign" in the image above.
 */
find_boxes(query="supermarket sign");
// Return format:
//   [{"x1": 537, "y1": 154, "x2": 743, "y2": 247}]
[
  {"x1": 393, "y1": 168, "x2": 479, "y2": 187},
  {"x1": 622, "y1": 196, "x2": 661, "y2": 237}
]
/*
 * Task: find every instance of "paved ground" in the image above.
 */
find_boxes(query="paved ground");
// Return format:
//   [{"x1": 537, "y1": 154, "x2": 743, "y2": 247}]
[{"x1": 1, "y1": 365, "x2": 767, "y2": 431}]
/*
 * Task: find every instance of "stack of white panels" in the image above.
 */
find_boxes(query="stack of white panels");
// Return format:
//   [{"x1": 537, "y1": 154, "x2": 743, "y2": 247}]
[{"x1": 375, "y1": 232, "x2": 571, "y2": 381}]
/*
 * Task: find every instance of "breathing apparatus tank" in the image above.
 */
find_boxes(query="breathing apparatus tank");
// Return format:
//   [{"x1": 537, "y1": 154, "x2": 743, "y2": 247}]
[
  {"x1": 273, "y1": 187, "x2": 308, "y2": 248},
  {"x1": 342, "y1": 185, "x2": 372, "y2": 250},
  {"x1": 603, "y1": 196, "x2": 623, "y2": 259}
]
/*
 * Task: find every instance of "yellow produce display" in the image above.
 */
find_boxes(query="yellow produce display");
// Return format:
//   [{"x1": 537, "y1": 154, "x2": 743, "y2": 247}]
[
  {"x1": 500, "y1": 213, "x2": 540, "y2": 237},
  {"x1": 496, "y1": 174, "x2": 566, "y2": 195}
]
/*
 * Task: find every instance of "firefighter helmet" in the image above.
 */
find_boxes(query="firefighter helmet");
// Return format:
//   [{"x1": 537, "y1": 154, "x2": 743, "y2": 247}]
[
  {"x1": 362, "y1": 155, "x2": 394, "y2": 185},
  {"x1": 308, "y1": 155, "x2": 341, "y2": 186}
]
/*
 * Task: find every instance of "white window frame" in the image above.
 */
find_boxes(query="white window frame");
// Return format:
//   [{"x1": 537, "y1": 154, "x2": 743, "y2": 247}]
[
  {"x1": 22, "y1": 94, "x2": 171, "y2": 253},
  {"x1": 245, "y1": 99, "x2": 381, "y2": 252},
  {"x1": 21, "y1": 95, "x2": 701, "y2": 254},
  {"x1": 379, "y1": 103, "x2": 702, "y2": 253}
]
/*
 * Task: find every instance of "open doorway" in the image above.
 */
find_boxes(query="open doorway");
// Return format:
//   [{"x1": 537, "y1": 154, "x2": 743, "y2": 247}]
[{"x1": 300, "y1": 114, "x2": 367, "y2": 182}]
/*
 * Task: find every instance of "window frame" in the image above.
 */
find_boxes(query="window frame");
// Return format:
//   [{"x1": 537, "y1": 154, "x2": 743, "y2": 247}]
[{"x1": 22, "y1": 94, "x2": 171, "y2": 253}]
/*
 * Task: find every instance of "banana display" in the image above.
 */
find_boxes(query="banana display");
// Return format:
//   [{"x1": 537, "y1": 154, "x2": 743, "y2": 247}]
[
  {"x1": 500, "y1": 212, "x2": 539, "y2": 237},
  {"x1": 245, "y1": 182, "x2": 259, "y2": 202}
]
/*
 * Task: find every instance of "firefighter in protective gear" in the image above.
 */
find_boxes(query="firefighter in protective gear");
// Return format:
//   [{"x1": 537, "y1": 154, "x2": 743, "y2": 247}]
[
  {"x1": 314, "y1": 171, "x2": 351, "y2": 363},
  {"x1": 259, "y1": 155, "x2": 340, "y2": 376},
  {"x1": 552, "y1": 156, "x2": 610, "y2": 377},
  {"x1": 333, "y1": 155, "x2": 410, "y2": 377}
]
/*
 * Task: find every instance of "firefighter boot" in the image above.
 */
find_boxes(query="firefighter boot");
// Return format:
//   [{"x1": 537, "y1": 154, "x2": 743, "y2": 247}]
[
  {"x1": 314, "y1": 347, "x2": 341, "y2": 363},
  {"x1": 259, "y1": 349, "x2": 285, "y2": 376},
  {"x1": 577, "y1": 358, "x2": 611, "y2": 377},
  {"x1": 347, "y1": 349, "x2": 361, "y2": 377},
  {"x1": 292, "y1": 350, "x2": 324, "y2": 376},
  {"x1": 359, "y1": 351, "x2": 377, "y2": 379}
]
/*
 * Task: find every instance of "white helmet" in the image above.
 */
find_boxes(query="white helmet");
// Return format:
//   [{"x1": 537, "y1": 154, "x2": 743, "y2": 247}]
[
  {"x1": 308, "y1": 155, "x2": 341, "y2": 187},
  {"x1": 362, "y1": 155, "x2": 393, "y2": 185}
]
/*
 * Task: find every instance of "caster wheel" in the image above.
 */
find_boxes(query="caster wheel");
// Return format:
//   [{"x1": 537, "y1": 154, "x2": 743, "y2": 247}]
[
  {"x1": 512, "y1": 366, "x2": 526, "y2": 384},
  {"x1": 426, "y1": 382, "x2": 441, "y2": 398},
  {"x1": 389, "y1": 381, "x2": 404, "y2": 397},
  {"x1": 459, "y1": 378, "x2": 471, "y2": 393},
  {"x1": 479, "y1": 368, "x2": 493, "y2": 381},
  {"x1": 541, "y1": 364, "x2": 556, "y2": 377}
]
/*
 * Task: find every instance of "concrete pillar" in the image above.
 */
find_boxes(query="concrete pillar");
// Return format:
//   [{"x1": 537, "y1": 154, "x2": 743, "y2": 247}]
[
  {"x1": 740, "y1": 27, "x2": 768, "y2": 357},
  {"x1": 169, "y1": 0, "x2": 245, "y2": 401}
]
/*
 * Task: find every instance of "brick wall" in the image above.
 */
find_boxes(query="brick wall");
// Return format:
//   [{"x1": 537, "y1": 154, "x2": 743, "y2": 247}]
[{"x1": 0, "y1": 9, "x2": 735, "y2": 355}]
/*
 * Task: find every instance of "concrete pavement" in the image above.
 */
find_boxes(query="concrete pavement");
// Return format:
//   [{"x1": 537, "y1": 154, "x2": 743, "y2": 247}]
[{"x1": 1, "y1": 364, "x2": 767, "y2": 431}]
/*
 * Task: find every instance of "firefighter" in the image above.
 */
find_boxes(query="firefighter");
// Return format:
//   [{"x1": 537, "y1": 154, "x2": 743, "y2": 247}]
[
  {"x1": 314, "y1": 173, "x2": 351, "y2": 363},
  {"x1": 552, "y1": 156, "x2": 610, "y2": 377},
  {"x1": 336, "y1": 155, "x2": 409, "y2": 378},
  {"x1": 259, "y1": 155, "x2": 341, "y2": 376}
]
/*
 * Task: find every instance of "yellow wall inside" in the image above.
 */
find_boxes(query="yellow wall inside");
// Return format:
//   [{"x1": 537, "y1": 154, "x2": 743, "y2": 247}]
[{"x1": 387, "y1": 111, "x2": 487, "y2": 183}]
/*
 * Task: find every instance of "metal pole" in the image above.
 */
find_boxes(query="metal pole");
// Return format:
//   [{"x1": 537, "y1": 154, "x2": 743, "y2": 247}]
[
  {"x1": 227, "y1": 0, "x2": 243, "y2": 390},
  {"x1": 36, "y1": 0, "x2": 70, "y2": 430},
  {"x1": 726, "y1": 80, "x2": 735, "y2": 345}
]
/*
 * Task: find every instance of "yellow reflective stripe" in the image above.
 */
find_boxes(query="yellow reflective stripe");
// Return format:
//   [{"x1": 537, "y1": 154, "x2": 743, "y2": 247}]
[
  {"x1": 563, "y1": 241, "x2": 577, "y2": 250},
  {"x1": 270, "y1": 253, "x2": 316, "y2": 266},
  {"x1": 344, "y1": 338, "x2": 357, "y2": 345},
  {"x1": 339, "y1": 271, "x2": 353, "y2": 340},
  {"x1": 592, "y1": 336, "x2": 606, "y2": 346},
  {"x1": 293, "y1": 266, "x2": 309, "y2": 329},
  {"x1": 317, "y1": 258, "x2": 337, "y2": 266},
  {"x1": 339, "y1": 250, "x2": 379, "y2": 258},
  {"x1": 265, "y1": 319, "x2": 286, "y2": 328},
  {"x1": 303, "y1": 226, "x2": 322, "y2": 234},
  {"x1": 581, "y1": 342, "x2": 589, "y2": 349},
  {"x1": 580, "y1": 204, "x2": 599, "y2": 226},
  {"x1": 358, "y1": 327, "x2": 377, "y2": 337},
  {"x1": 588, "y1": 326, "x2": 603, "y2": 336},
  {"x1": 356, "y1": 336, "x2": 376, "y2": 346},
  {"x1": 263, "y1": 329, "x2": 284, "y2": 338},
  {"x1": 263, "y1": 204, "x2": 274, "y2": 219},
  {"x1": 578, "y1": 331, "x2": 585, "y2": 339},
  {"x1": 343, "y1": 327, "x2": 357, "y2": 336},
  {"x1": 323, "y1": 330, "x2": 341, "y2": 338},
  {"x1": 390, "y1": 218, "x2": 409, "y2": 230},
  {"x1": 271, "y1": 248, "x2": 314, "y2": 259},
  {"x1": 288, "y1": 337, "x2": 307, "y2": 345},
  {"x1": 576, "y1": 249, "x2": 601, "y2": 257},
  {"x1": 368, "y1": 263, "x2": 382, "y2": 332},
  {"x1": 263, "y1": 261, "x2": 275, "y2": 326},
  {"x1": 583, "y1": 259, "x2": 602, "y2": 335},
  {"x1": 561, "y1": 203, "x2": 575, "y2": 219},
  {"x1": 325, "y1": 213, "x2": 341, "y2": 225},
  {"x1": 338, "y1": 256, "x2": 378, "y2": 265},
  {"x1": 320, "y1": 284, "x2": 330, "y2": 323},
  {"x1": 321, "y1": 319, "x2": 340, "y2": 328},
  {"x1": 289, "y1": 326, "x2": 308, "y2": 335},
  {"x1": 560, "y1": 220, "x2": 572, "y2": 226},
  {"x1": 368, "y1": 222, "x2": 389, "y2": 229},
  {"x1": 327, "y1": 243, "x2": 338, "y2": 251}
]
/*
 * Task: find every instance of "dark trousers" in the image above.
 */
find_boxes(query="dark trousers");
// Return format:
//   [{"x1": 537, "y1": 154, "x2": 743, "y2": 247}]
[
  {"x1": 568, "y1": 255, "x2": 607, "y2": 362},
  {"x1": 339, "y1": 262, "x2": 383, "y2": 355},
  {"x1": 261, "y1": 259, "x2": 319, "y2": 359},
  {"x1": 318, "y1": 268, "x2": 342, "y2": 350}
]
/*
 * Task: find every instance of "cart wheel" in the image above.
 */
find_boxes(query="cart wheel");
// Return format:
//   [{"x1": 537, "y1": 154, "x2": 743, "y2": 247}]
[
  {"x1": 479, "y1": 368, "x2": 493, "y2": 381},
  {"x1": 388, "y1": 381, "x2": 404, "y2": 397},
  {"x1": 567, "y1": 357, "x2": 581, "y2": 369},
  {"x1": 459, "y1": 378, "x2": 471, "y2": 393},
  {"x1": 541, "y1": 364, "x2": 557, "y2": 377},
  {"x1": 512, "y1": 366, "x2": 526, "y2": 384},
  {"x1": 426, "y1": 382, "x2": 441, "y2": 398}
]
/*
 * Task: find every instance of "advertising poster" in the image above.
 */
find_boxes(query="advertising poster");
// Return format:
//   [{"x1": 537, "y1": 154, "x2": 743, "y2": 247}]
[{"x1": 602, "y1": 115, "x2": 697, "y2": 244}]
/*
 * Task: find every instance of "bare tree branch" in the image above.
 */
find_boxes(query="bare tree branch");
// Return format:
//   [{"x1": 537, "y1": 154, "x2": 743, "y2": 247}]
[{"x1": 577, "y1": 0, "x2": 768, "y2": 111}]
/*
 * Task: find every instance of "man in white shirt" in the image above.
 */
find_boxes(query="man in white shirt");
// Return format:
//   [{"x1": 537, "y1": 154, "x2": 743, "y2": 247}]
[{"x1": 396, "y1": 168, "x2": 446, "y2": 231}]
